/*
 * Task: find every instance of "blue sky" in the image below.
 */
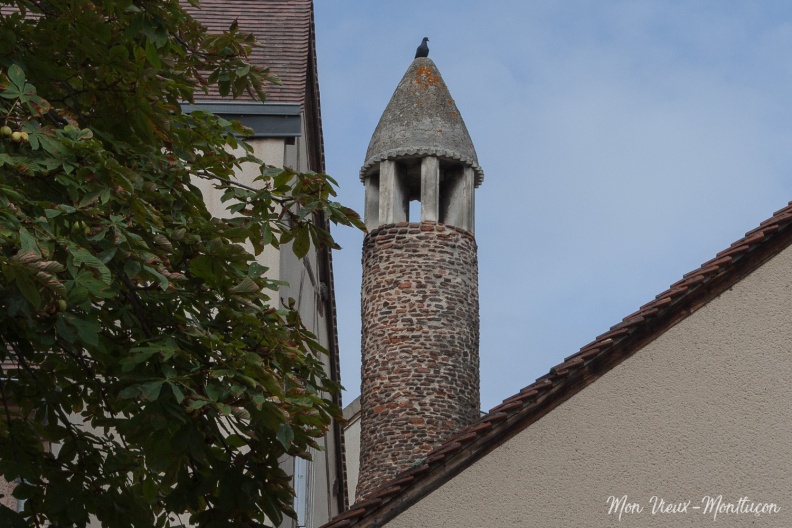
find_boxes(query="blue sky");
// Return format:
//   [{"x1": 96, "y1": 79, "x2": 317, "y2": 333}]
[{"x1": 312, "y1": 1, "x2": 792, "y2": 411}]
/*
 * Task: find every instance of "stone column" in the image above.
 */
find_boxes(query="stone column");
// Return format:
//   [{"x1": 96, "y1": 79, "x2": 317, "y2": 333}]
[
  {"x1": 378, "y1": 160, "x2": 407, "y2": 225},
  {"x1": 442, "y1": 166, "x2": 475, "y2": 233},
  {"x1": 420, "y1": 156, "x2": 440, "y2": 222}
]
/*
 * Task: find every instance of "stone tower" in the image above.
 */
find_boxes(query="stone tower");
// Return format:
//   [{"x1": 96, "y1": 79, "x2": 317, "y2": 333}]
[{"x1": 356, "y1": 56, "x2": 483, "y2": 499}]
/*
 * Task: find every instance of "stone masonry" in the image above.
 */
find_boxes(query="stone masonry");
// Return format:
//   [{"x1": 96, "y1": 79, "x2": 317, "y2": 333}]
[{"x1": 356, "y1": 222, "x2": 480, "y2": 499}]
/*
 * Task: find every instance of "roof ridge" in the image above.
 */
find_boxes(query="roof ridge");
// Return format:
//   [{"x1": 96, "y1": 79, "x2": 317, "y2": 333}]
[{"x1": 321, "y1": 199, "x2": 792, "y2": 528}]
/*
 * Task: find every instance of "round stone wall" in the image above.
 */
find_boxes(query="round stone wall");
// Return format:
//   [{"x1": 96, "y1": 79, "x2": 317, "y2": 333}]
[{"x1": 356, "y1": 222, "x2": 480, "y2": 499}]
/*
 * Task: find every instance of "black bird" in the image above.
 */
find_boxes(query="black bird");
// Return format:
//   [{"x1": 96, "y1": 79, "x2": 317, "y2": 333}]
[{"x1": 415, "y1": 37, "x2": 429, "y2": 58}]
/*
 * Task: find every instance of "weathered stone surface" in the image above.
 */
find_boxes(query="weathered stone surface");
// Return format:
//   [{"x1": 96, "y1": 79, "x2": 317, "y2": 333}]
[
  {"x1": 360, "y1": 58, "x2": 484, "y2": 186},
  {"x1": 356, "y1": 223, "x2": 480, "y2": 499}
]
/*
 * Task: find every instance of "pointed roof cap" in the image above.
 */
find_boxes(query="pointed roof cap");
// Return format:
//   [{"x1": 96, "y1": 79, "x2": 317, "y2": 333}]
[{"x1": 360, "y1": 58, "x2": 484, "y2": 185}]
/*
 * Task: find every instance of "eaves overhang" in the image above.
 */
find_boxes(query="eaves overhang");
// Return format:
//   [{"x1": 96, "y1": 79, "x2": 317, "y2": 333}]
[{"x1": 180, "y1": 102, "x2": 302, "y2": 138}]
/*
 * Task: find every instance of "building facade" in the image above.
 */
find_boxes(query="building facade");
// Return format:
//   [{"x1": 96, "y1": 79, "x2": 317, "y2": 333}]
[{"x1": 182, "y1": 2, "x2": 347, "y2": 526}]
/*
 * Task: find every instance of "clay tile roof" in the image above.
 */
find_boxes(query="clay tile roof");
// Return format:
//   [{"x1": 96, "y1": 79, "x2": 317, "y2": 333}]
[
  {"x1": 320, "y1": 199, "x2": 792, "y2": 528},
  {"x1": 181, "y1": 0, "x2": 314, "y2": 104}
]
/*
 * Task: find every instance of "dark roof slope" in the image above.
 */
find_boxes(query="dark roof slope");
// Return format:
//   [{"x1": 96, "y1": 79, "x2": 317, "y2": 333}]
[
  {"x1": 181, "y1": 0, "x2": 314, "y2": 105},
  {"x1": 321, "y1": 199, "x2": 792, "y2": 528}
]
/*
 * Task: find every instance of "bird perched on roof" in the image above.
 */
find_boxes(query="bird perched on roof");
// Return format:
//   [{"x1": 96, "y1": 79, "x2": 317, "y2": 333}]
[{"x1": 415, "y1": 37, "x2": 429, "y2": 58}]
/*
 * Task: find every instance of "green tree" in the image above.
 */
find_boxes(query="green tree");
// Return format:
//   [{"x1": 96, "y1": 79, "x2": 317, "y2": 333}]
[{"x1": 0, "y1": 1, "x2": 362, "y2": 526}]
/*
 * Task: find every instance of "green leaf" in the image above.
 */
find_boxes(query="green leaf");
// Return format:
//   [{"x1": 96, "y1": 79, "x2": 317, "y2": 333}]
[
  {"x1": 123, "y1": 259, "x2": 142, "y2": 279},
  {"x1": 169, "y1": 382, "x2": 185, "y2": 404},
  {"x1": 120, "y1": 347, "x2": 161, "y2": 372},
  {"x1": 109, "y1": 45, "x2": 128, "y2": 63},
  {"x1": 292, "y1": 226, "x2": 310, "y2": 259},
  {"x1": 120, "y1": 380, "x2": 164, "y2": 402},
  {"x1": 205, "y1": 382, "x2": 224, "y2": 402},
  {"x1": 142, "y1": 265, "x2": 169, "y2": 290},
  {"x1": 230, "y1": 276, "x2": 259, "y2": 294},
  {"x1": 141, "y1": 477, "x2": 158, "y2": 502},
  {"x1": 276, "y1": 423, "x2": 294, "y2": 450},
  {"x1": 8, "y1": 64, "x2": 24, "y2": 86},
  {"x1": 0, "y1": 504, "x2": 27, "y2": 528},
  {"x1": 68, "y1": 245, "x2": 111, "y2": 286},
  {"x1": 225, "y1": 434, "x2": 247, "y2": 448},
  {"x1": 14, "y1": 272, "x2": 41, "y2": 308},
  {"x1": 61, "y1": 313, "x2": 100, "y2": 347},
  {"x1": 145, "y1": 41, "x2": 161, "y2": 69},
  {"x1": 140, "y1": 380, "x2": 164, "y2": 401},
  {"x1": 248, "y1": 262, "x2": 269, "y2": 278},
  {"x1": 18, "y1": 227, "x2": 40, "y2": 256},
  {"x1": 189, "y1": 255, "x2": 223, "y2": 282},
  {"x1": 272, "y1": 170, "x2": 292, "y2": 189}
]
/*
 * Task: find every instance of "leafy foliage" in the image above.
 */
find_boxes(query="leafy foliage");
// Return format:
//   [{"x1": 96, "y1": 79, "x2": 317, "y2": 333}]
[{"x1": 0, "y1": 1, "x2": 363, "y2": 526}]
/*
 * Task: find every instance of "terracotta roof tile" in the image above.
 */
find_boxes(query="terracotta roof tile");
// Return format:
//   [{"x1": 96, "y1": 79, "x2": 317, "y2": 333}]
[
  {"x1": 745, "y1": 224, "x2": 778, "y2": 238},
  {"x1": 503, "y1": 389, "x2": 539, "y2": 404},
  {"x1": 700, "y1": 255, "x2": 733, "y2": 269},
  {"x1": 424, "y1": 452, "x2": 447, "y2": 464},
  {"x1": 371, "y1": 486, "x2": 403, "y2": 499},
  {"x1": 349, "y1": 497, "x2": 384, "y2": 511},
  {"x1": 332, "y1": 508, "x2": 367, "y2": 523},
  {"x1": 465, "y1": 421, "x2": 494, "y2": 435},
  {"x1": 395, "y1": 463, "x2": 432, "y2": 479},
  {"x1": 716, "y1": 243, "x2": 750, "y2": 259},
  {"x1": 488, "y1": 400, "x2": 523, "y2": 414},
  {"x1": 566, "y1": 347, "x2": 600, "y2": 362},
  {"x1": 642, "y1": 295, "x2": 672, "y2": 309},
  {"x1": 320, "y1": 200, "x2": 792, "y2": 528},
  {"x1": 595, "y1": 327, "x2": 630, "y2": 341},
  {"x1": 447, "y1": 431, "x2": 480, "y2": 444},
  {"x1": 324, "y1": 520, "x2": 353, "y2": 528},
  {"x1": 485, "y1": 411, "x2": 509, "y2": 423},
  {"x1": 669, "y1": 275, "x2": 706, "y2": 290}
]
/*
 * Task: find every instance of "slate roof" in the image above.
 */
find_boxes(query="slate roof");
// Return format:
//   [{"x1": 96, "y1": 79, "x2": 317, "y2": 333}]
[
  {"x1": 321, "y1": 199, "x2": 792, "y2": 528},
  {"x1": 181, "y1": 0, "x2": 316, "y2": 105}
]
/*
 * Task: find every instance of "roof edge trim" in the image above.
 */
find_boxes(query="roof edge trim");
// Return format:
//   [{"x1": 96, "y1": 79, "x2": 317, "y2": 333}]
[
  {"x1": 360, "y1": 147, "x2": 484, "y2": 186},
  {"x1": 181, "y1": 102, "x2": 302, "y2": 138}
]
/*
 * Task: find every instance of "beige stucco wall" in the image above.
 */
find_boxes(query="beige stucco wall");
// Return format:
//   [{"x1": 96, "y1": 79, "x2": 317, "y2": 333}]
[
  {"x1": 386, "y1": 244, "x2": 792, "y2": 528},
  {"x1": 193, "y1": 137, "x2": 285, "y2": 280},
  {"x1": 343, "y1": 396, "x2": 362, "y2": 499}
]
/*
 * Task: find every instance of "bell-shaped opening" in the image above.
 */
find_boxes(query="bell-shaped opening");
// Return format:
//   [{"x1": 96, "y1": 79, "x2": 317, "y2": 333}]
[{"x1": 408, "y1": 199, "x2": 421, "y2": 223}]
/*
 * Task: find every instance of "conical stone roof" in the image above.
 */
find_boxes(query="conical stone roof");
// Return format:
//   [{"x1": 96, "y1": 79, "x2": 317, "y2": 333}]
[{"x1": 360, "y1": 57, "x2": 484, "y2": 185}]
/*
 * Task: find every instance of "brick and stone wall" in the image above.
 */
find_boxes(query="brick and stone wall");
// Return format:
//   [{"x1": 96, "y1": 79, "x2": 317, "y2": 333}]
[{"x1": 356, "y1": 222, "x2": 480, "y2": 499}]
